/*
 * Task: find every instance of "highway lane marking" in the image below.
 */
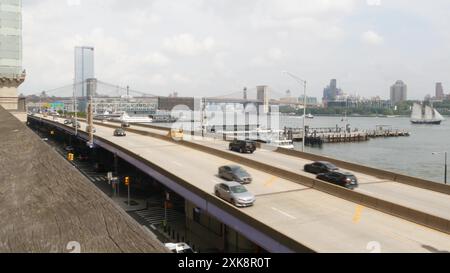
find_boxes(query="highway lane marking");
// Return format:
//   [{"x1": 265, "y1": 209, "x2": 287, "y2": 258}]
[
  {"x1": 264, "y1": 176, "x2": 277, "y2": 187},
  {"x1": 271, "y1": 207, "x2": 297, "y2": 219},
  {"x1": 255, "y1": 187, "x2": 312, "y2": 197},
  {"x1": 172, "y1": 161, "x2": 184, "y2": 167},
  {"x1": 353, "y1": 205, "x2": 365, "y2": 223}
]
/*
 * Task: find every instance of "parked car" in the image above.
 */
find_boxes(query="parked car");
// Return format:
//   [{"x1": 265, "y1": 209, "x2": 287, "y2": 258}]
[
  {"x1": 214, "y1": 182, "x2": 255, "y2": 207},
  {"x1": 121, "y1": 122, "x2": 130, "y2": 128},
  {"x1": 228, "y1": 140, "x2": 256, "y2": 154},
  {"x1": 64, "y1": 119, "x2": 72, "y2": 125},
  {"x1": 165, "y1": 243, "x2": 195, "y2": 253},
  {"x1": 304, "y1": 161, "x2": 339, "y2": 174},
  {"x1": 114, "y1": 128, "x2": 127, "y2": 137},
  {"x1": 316, "y1": 171, "x2": 359, "y2": 190},
  {"x1": 72, "y1": 122, "x2": 81, "y2": 129},
  {"x1": 218, "y1": 165, "x2": 252, "y2": 184}
]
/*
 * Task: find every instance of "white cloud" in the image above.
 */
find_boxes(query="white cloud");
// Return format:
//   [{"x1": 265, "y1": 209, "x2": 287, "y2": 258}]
[
  {"x1": 147, "y1": 74, "x2": 167, "y2": 86},
  {"x1": 268, "y1": 48, "x2": 284, "y2": 61},
  {"x1": 163, "y1": 33, "x2": 216, "y2": 56},
  {"x1": 361, "y1": 30, "x2": 384, "y2": 45},
  {"x1": 172, "y1": 73, "x2": 191, "y2": 84},
  {"x1": 143, "y1": 52, "x2": 170, "y2": 66}
]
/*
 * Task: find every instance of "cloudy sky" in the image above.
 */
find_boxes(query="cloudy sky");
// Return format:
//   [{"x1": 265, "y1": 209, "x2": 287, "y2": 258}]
[{"x1": 20, "y1": 0, "x2": 450, "y2": 100}]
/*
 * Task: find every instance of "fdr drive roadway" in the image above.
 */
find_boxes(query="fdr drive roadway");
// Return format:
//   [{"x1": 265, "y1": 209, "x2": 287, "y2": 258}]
[{"x1": 29, "y1": 114, "x2": 450, "y2": 253}]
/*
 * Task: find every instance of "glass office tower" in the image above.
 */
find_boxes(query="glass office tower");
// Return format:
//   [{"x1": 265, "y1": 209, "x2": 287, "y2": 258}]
[
  {"x1": 74, "y1": 46, "x2": 95, "y2": 112},
  {"x1": 0, "y1": 0, "x2": 25, "y2": 110}
]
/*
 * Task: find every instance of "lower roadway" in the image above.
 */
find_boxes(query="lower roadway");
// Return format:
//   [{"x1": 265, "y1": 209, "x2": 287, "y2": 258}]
[{"x1": 38, "y1": 116, "x2": 450, "y2": 252}]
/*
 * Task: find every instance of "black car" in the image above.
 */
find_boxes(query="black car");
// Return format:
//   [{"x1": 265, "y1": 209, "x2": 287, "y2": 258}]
[
  {"x1": 218, "y1": 165, "x2": 252, "y2": 184},
  {"x1": 304, "y1": 161, "x2": 339, "y2": 174},
  {"x1": 229, "y1": 140, "x2": 256, "y2": 154},
  {"x1": 316, "y1": 171, "x2": 358, "y2": 190},
  {"x1": 114, "y1": 128, "x2": 127, "y2": 137}
]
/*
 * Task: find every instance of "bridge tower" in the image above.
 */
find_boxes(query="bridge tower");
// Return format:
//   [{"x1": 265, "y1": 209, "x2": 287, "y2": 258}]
[{"x1": 0, "y1": 0, "x2": 25, "y2": 110}]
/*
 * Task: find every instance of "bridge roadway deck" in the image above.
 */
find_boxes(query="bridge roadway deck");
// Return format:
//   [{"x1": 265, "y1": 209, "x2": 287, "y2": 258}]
[
  {"x1": 35, "y1": 116, "x2": 450, "y2": 252},
  {"x1": 96, "y1": 121, "x2": 450, "y2": 222}
]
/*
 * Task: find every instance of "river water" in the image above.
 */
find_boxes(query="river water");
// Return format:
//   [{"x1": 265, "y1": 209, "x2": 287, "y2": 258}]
[
  {"x1": 282, "y1": 116, "x2": 450, "y2": 184},
  {"x1": 149, "y1": 115, "x2": 449, "y2": 184}
]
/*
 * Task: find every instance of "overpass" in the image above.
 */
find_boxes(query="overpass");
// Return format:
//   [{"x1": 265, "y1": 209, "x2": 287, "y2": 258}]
[{"x1": 27, "y1": 114, "x2": 450, "y2": 253}]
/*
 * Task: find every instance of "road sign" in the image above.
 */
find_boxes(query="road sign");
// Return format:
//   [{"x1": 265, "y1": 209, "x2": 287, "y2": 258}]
[
  {"x1": 50, "y1": 102, "x2": 65, "y2": 109},
  {"x1": 107, "y1": 172, "x2": 113, "y2": 180}
]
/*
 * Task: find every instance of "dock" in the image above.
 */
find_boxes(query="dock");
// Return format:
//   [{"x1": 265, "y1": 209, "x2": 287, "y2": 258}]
[{"x1": 284, "y1": 125, "x2": 410, "y2": 146}]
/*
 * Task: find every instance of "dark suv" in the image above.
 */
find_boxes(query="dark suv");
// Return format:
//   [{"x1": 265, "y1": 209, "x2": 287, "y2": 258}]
[
  {"x1": 228, "y1": 140, "x2": 256, "y2": 154},
  {"x1": 304, "y1": 161, "x2": 338, "y2": 174},
  {"x1": 316, "y1": 171, "x2": 358, "y2": 190}
]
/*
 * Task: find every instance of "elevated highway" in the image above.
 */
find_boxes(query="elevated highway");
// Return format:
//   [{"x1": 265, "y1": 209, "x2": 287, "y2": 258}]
[
  {"x1": 95, "y1": 121, "x2": 450, "y2": 222},
  {"x1": 28, "y1": 114, "x2": 450, "y2": 253}
]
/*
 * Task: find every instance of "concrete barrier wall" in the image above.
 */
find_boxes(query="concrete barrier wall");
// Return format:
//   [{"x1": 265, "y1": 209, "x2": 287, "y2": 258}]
[
  {"x1": 30, "y1": 116, "x2": 450, "y2": 235},
  {"x1": 275, "y1": 148, "x2": 450, "y2": 195}
]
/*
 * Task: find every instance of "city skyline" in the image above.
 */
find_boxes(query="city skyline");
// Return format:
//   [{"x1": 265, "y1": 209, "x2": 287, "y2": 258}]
[{"x1": 20, "y1": 1, "x2": 450, "y2": 100}]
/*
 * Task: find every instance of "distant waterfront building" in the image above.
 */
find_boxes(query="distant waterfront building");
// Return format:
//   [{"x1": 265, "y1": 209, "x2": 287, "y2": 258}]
[
  {"x1": 0, "y1": 0, "x2": 25, "y2": 110},
  {"x1": 435, "y1": 82, "x2": 445, "y2": 100},
  {"x1": 323, "y1": 79, "x2": 343, "y2": 106},
  {"x1": 298, "y1": 95, "x2": 318, "y2": 106},
  {"x1": 74, "y1": 46, "x2": 95, "y2": 111},
  {"x1": 390, "y1": 80, "x2": 407, "y2": 105}
]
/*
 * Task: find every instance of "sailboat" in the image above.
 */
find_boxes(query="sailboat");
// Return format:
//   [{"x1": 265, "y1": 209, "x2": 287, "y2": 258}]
[{"x1": 411, "y1": 103, "x2": 445, "y2": 125}]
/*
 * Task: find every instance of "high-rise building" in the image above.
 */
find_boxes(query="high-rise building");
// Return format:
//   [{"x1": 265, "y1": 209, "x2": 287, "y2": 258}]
[
  {"x1": 0, "y1": 0, "x2": 25, "y2": 110},
  {"x1": 323, "y1": 79, "x2": 342, "y2": 104},
  {"x1": 435, "y1": 82, "x2": 444, "y2": 100},
  {"x1": 74, "y1": 46, "x2": 95, "y2": 112},
  {"x1": 257, "y1": 85, "x2": 269, "y2": 113},
  {"x1": 390, "y1": 80, "x2": 407, "y2": 105}
]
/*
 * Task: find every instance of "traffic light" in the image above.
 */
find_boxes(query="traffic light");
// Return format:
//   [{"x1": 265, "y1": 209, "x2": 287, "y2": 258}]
[
  {"x1": 124, "y1": 176, "x2": 130, "y2": 186},
  {"x1": 67, "y1": 153, "x2": 74, "y2": 161}
]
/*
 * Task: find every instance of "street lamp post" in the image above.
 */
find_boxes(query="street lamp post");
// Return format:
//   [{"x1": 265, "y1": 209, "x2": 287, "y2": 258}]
[
  {"x1": 73, "y1": 81, "x2": 78, "y2": 136},
  {"x1": 432, "y1": 151, "x2": 448, "y2": 184},
  {"x1": 283, "y1": 71, "x2": 307, "y2": 152}
]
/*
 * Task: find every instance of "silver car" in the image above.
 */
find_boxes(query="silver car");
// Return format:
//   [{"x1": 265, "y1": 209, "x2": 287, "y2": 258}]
[
  {"x1": 214, "y1": 182, "x2": 255, "y2": 207},
  {"x1": 218, "y1": 165, "x2": 252, "y2": 184}
]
